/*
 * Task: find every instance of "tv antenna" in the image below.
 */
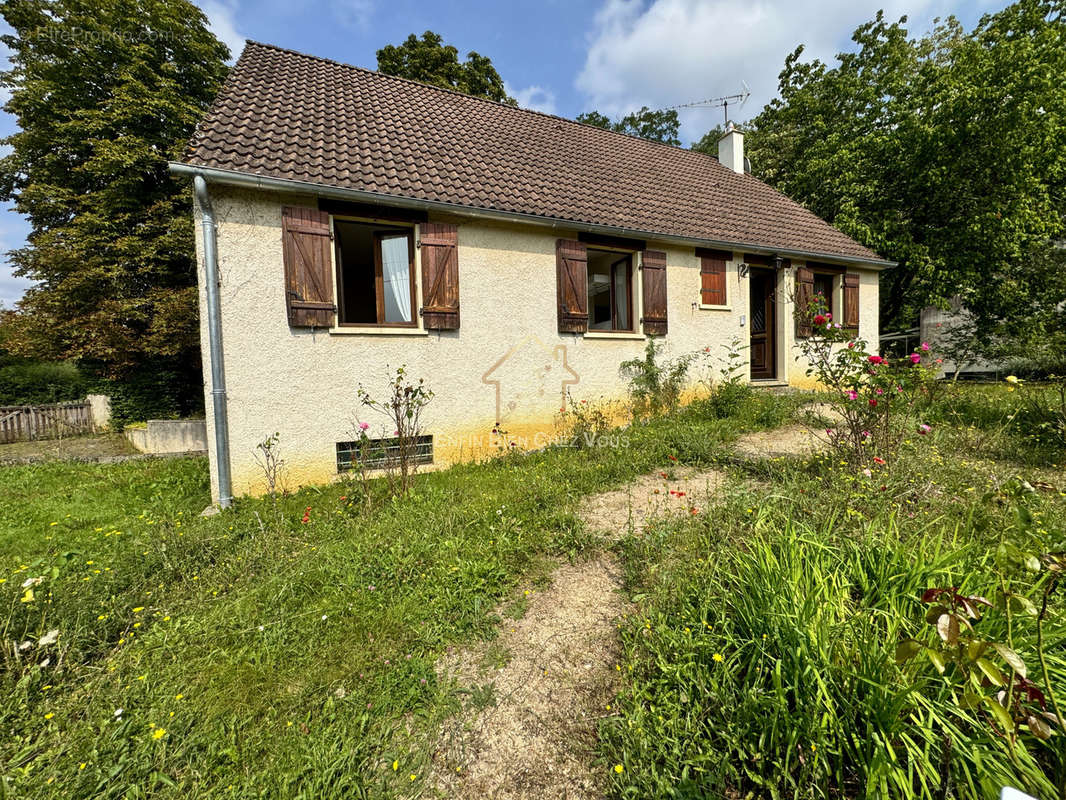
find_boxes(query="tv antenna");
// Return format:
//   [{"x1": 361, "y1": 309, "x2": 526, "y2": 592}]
[{"x1": 664, "y1": 81, "x2": 750, "y2": 125}]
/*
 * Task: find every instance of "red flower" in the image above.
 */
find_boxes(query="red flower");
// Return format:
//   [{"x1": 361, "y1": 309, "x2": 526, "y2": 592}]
[
  {"x1": 659, "y1": 472, "x2": 668, "y2": 479},
  {"x1": 872, "y1": 456, "x2": 886, "y2": 466},
  {"x1": 667, "y1": 455, "x2": 678, "y2": 462},
  {"x1": 812, "y1": 314, "x2": 827, "y2": 326},
  {"x1": 690, "y1": 507, "x2": 699, "y2": 515},
  {"x1": 869, "y1": 398, "x2": 878, "y2": 407},
  {"x1": 868, "y1": 355, "x2": 884, "y2": 364}
]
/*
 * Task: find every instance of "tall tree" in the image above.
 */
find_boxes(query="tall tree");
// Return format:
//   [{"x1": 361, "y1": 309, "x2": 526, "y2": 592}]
[
  {"x1": 576, "y1": 106, "x2": 681, "y2": 145},
  {"x1": 377, "y1": 31, "x2": 514, "y2": 104},
  {"x1": 739, "y1": 1, "x2": 1066, "y2": 332},
  {"x1": 0, "y1": 0, "x2": 230, "y2": 408}
]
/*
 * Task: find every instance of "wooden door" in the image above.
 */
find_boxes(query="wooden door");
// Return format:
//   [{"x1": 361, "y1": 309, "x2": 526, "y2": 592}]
[{"x1": 749, "y1": 268, "x2": 776, "y2": 379}]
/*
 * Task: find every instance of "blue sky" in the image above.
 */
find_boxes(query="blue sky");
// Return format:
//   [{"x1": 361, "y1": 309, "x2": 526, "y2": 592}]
[{"x1": 0, "y1": 0, "x2": 1010, "y2": 307}]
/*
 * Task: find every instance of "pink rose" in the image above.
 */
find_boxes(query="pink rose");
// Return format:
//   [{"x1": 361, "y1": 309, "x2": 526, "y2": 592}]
[
  {"x1": 920, "y1": 342, "x2": 930, "y2": 351},
  {"x1": 847, "y1": 390, "x2": 858, "y2": 400},
  {"x1": 847, "y1": 342, "x2": 855, "y2": 349},
  {"x1": 358, "y1": 422, "x2": 369, "y2": 431},
  {"x1": 875, "y1": 388, "x2": 884, "y2": 395},
  {"x1": 910, "y1": 353, "x2": 921, "y2": 364}
]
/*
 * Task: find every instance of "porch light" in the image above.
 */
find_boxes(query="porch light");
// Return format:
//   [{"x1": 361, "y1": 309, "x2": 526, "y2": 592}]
[{"x1": 738, "y1": 262, "x2": 749, "y2": 279}]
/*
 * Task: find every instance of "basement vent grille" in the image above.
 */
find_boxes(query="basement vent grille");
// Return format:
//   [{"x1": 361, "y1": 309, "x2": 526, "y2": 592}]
[{"x1": 336, "y1": 435, "x2": 433, "y2": 471}]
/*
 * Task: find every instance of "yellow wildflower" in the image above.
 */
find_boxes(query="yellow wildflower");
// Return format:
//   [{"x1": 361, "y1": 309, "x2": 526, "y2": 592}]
[
  {"x1": 152, "y1": 728, "x2": 166, "y2": 740},
  {"x1": 614, "y1": 764, "x2": 624, "y2": 774},
  {"x1": 712, "y1": 653, "x2": 724, "y2": 663}
]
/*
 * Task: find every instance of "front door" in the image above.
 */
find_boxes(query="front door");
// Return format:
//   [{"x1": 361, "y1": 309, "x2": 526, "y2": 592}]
[{"x1": 749, "y1": 268, "x2": 776, "y2": 380}]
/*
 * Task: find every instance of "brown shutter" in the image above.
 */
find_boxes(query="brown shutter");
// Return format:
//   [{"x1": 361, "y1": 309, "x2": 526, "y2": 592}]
[
  {"x1": 556, "y1": 239, "x2": 588, "y2": 333},
  {"x1": 795, "y1": 266, "x2": 814, "y2": 338},
  {"x1": 843, "y1": 273, "x2": 860, "y2": 330},
  {"x1": 641, "y1": 250, "x2": 668, "y2": 335},
  {"x1": 282, "y1": 206, "x2": 335, "y2": 327},
  {"x1": 697, "y1": 248, "x2": 728, "y2": 306},
  {"x1": 419, "y1": 223, "x2": 460, "y2": 330}
]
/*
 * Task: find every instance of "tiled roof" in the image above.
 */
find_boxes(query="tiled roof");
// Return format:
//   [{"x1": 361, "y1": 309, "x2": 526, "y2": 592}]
[{"x1": 182, "y1": 41, "x2": 888, "y2": 264}]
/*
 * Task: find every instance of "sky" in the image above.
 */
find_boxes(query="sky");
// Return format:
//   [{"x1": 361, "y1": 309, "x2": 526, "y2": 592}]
[{"x1": 0, "y1": 0, "x2": 1011, "y2": 308}]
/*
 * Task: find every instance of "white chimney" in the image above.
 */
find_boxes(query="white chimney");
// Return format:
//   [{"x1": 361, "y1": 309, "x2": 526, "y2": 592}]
[{"x1": 718, "y1": 123, "x2": 745, "y2": 174}]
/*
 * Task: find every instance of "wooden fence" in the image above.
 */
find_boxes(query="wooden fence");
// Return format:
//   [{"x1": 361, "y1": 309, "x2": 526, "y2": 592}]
[{"x1": 0, "y1": 401, "x2": 95, "y2": 444}]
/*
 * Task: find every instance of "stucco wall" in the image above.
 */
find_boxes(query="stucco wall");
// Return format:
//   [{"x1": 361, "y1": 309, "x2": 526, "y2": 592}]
[{"x1": 195, "y1": 185, "x2": 881, "y2": 500}]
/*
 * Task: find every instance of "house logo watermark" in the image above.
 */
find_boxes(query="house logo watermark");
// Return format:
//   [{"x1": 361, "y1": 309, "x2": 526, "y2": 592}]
[{"x1": 481, "y1": 335, "x2": 579, "y2": 426}]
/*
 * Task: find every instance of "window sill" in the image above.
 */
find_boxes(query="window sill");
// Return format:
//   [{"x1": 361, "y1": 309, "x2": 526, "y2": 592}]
[
  {"x1": 329, "y1": 326, "x2": 428, "y2": 336},
  {"x1": 698, "y1": 303, "x2": 732, "y2": 311},
  {"x1": 583, "y1": 330, "x2": 646, "y2": 340}
]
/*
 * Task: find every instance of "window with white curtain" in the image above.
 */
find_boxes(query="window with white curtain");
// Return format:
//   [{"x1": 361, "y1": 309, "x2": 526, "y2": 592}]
[{"x1": 333, "y1": 220, "x2": 416, "y2": 326}]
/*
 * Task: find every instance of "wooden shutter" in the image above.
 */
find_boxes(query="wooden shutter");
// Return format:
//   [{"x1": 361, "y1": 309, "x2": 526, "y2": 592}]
[
  {"x1": 843, "y1": 273, "x2": 860, "y2": 330},
  {"x1": 419, "y1": 223, "x2": 460, "y2": 330},
  {"x1": 556, "y1": 239, "x2": 588, "y2": 333},
  {"x1": 697, "y1": 248, "x2": 729, "y2": 306},
  {"x1": 641, "y1": 250, "x2": 668, "y2": 335},
  {"x1": 795, "y1": 266, "x2": 814, "y2": 338},
  {"x1": 282, "y1": 206, "x2": 335, "y2": 327}
]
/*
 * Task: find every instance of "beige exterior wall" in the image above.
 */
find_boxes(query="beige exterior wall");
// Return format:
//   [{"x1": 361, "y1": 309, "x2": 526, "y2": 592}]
[{"x1": 194, "y1": 185, "x2": 881, "y2": 500}]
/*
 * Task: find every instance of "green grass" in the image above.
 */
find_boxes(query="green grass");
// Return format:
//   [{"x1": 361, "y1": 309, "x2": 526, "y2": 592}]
[
  {"x1": 0, "y1": 391, "x2": 797, "y2": 799},
  {"x1": 3, "y1": 383, "x2": 1063, "y2": 799},
  {"x1": 604, "y1": 400, "x2": 1066, "y2": 799}
]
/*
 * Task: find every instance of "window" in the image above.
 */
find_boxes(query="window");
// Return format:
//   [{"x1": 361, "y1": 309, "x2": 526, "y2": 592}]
[
  {"x1": 811, "y1": 273, "x2": 835, "y2": 318},
  {"x1": 334, "y1": 219, "x2": 416, "y2": 326},
  {"x1": 586, "y1": 249, "x2": 633, "y2": 331},
  {"x1": 336, "y1": 435, "x2": 433, "y2": 471}
]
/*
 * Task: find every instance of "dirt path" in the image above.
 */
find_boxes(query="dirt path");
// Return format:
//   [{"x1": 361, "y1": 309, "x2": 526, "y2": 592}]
[
  {"x1": 431, "y1": 556, "x2": 626, "y2": 799},
  {"x1": 430, "y1": 423, "x2": 821, "y2": 798}
]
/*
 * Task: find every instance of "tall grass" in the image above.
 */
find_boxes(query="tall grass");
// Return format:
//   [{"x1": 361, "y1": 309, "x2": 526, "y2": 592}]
[
  {"x1": 0, "y1": 391, "x2": 798, "y2": 798},
  {"x1": 606, "y1": 450, "x2": 1066, "y2": 798}
]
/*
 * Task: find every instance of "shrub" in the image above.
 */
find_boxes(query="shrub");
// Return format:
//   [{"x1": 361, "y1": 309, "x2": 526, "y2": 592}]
[
  {"x1": 795, "y1": 306, "x2": 938, "y2": 465},
  {"x1": 0, "y1": 361, "x2": 87, "y2": 405},
  {"x1": 356, "y1": 365, "x2": 434, "y2": 496},
  {"x1": 620, "y1": 338, "x2": 699, "y2": 418}
]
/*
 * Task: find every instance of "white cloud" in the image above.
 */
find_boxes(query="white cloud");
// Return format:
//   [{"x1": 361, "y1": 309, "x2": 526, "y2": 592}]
[
  {"x1": 506, "y1": 83, "x2": 558, "y2": 115},
  {"x1": 329, "y1": 0, "x2": 375, "y2": 31},
  {"x1": 0, "y1": 204, "x2": 34, "y2": 307},
  {"x1": 196, "y1": 0, "x2": 247, "y2": 62},
  {"x1": 576, "y1": 0, "x2": 956, "y2": 143}
]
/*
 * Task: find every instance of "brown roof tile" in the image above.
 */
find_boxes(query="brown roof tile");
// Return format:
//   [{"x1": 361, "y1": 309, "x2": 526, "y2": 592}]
[{"x1": 183, "y1": 41, "x2": 888, "y2": 264}]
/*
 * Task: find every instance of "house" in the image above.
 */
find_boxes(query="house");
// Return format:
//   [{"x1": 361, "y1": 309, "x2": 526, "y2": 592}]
[{"x1": 171, "y1": 41, "x2": 893, "y2": 504}]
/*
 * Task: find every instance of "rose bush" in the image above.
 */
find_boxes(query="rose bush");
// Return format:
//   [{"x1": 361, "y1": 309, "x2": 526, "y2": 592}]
[{"x1": 796, "y1": 307, "x2": 938, "y2": 466}]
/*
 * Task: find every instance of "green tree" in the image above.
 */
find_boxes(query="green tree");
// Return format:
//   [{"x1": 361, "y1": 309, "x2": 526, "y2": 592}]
[
  {"x1": 376, "y1": 31, "x2": 514, "y2": 104},
  {"x1": 740, "y1": 1, "x2": 1066, "y2": 333},
  {"x1": 0, "y1": 0, "x2": 230, "y2": 413},
  {"x1": 576, "y1": 106, "x2": 681, "y2": 145}
]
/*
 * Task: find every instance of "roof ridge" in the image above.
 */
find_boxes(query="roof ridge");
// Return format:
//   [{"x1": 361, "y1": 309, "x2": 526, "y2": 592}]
[{"x1": 239, "y1": 40, "x2": 727, "y2": 160}]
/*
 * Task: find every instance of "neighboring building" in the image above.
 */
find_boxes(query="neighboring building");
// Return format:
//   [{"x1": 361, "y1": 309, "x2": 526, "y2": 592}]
[{"x1": 172, "y1": 41, "x2": 892, "y2": 502}]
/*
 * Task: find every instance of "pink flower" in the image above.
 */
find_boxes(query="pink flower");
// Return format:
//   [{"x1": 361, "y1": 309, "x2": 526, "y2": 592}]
[
  {"x1": 825, "y1": 312, "x2": 832, "y2": 321},
  {"x1": 875, "y1": 388, "x2": 884, "y2": 395},
  {"x1": 847, "y1": 390, "x2": 858, "y2": 400},
  {"x1": 358, "y1": 422, "x2": 370, "y2": 431},
  {"x1": 825, "y1": 428, "x2": 834, "y2": 436},
  {"x1": 909, "y1": 353, "x2": 921, "y2": 364},
  {"x1": 918, "y1": 423, "x2": 931, "y2": 435},
  {"x1": 862, "y1": 468, "x2": 873, "y2": 478},
  {"x1": 868, "y1": 355, "x2": 884, "y2": 365},
  {"x1": 847, "y1": 342, "x2": 855, "y2": 349},
  {"x1": 920, "y1": 342, "x2": 931, "y2": 351}
]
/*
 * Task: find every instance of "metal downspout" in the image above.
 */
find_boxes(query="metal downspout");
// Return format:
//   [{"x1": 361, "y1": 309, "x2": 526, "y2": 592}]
[{"x1": 193, "y1": 175, "x2": 233, "y2": 508}]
